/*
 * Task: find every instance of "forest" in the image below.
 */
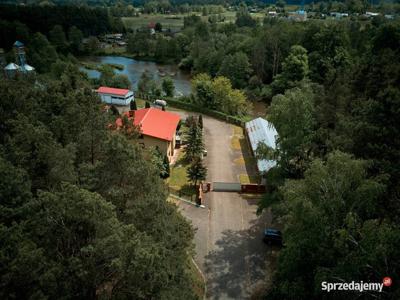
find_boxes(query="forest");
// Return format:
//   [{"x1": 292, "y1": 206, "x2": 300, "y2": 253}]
[
  {"x1": 0, "y1": 67, "x2": 203, "y2": 299},
  {"x1": 0, "y1": 1, "x2": 399, "y2": 299}
]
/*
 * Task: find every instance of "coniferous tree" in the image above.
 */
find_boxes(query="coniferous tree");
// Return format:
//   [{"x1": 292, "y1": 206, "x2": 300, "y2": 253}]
[
  {"x1": 198, "y1": 114, "x2": 203, "y2": 130},
  {"x1": 162, "y1": 154, "x2": 170, "y2": 179},
  {"x1": 0, "y1": 76, "x2": 197, "y2": 300},
  {"x1": 130, "y1": 100, "x2": 137, "y2": 111},
  {"x1": 187, "y1": 157, "x2": 207, "y2": 187},
  {"x1": 184, "y1": 119, "x2": 204, "y2": 162}
]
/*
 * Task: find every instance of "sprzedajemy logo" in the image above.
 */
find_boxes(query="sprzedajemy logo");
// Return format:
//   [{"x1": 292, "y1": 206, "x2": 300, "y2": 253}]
[{"x1": 321, "y1": 277, "x2": 392, "y2": 293}]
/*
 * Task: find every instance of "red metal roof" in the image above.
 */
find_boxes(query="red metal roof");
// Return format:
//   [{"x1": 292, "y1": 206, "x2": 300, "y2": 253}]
[
  {"x1": 97, "y1": 86, "x2": 131, "y2": 96},
  {"x1": 116, "y1": 108, "x2": 180, "y2": 141}
]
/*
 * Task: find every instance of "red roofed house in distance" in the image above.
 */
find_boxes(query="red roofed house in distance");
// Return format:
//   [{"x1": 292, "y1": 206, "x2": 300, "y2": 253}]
[
  {"x1": 97, "y1": 86, "x2": 134, "y2": 106},
  {"x1": 116, "y1": 108, "x2": 181, "y2": 162}
]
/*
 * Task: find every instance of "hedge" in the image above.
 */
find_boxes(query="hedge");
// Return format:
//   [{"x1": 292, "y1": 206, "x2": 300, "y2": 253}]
[{"x1": 136, "y1": 93, "x2": 246, "y2": 127}]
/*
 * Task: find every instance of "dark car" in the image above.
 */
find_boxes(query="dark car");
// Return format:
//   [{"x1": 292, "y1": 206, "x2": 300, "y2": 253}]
[{"x1": 263, "y1": 228, "x2": 283, "y2": 246}]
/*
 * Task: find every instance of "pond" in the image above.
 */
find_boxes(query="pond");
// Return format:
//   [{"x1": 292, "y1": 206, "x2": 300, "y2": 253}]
[{"x1": 80, "y1": 56, "x2": 192, "y2": 96}]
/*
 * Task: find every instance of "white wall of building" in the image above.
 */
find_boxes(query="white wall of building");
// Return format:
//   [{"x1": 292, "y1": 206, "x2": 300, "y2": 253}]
[{"x1": 99, "y1": 91, "x2": 134, "y2": 106}]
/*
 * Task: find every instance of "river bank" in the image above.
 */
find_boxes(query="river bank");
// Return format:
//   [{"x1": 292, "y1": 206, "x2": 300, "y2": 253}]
[{"x1": 80, "y1": 55, "x2": 192, "y2": 96}]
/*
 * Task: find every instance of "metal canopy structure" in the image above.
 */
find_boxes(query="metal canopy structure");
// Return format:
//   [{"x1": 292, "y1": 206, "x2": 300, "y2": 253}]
[{"x1": 245, "y1": 117, "x2": 278, "y2": 174}]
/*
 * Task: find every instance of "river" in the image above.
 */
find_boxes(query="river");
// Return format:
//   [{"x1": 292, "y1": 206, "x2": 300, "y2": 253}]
[{"x1": 80, "y1": 56, "x2": 192, "y2": 96}]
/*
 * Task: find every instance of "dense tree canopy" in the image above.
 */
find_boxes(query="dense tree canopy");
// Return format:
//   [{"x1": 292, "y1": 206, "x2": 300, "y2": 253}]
[
  {"x1": 191, "y1": 73, "x2": 250, "y2": 116},
  {"x1": 1, "y1": 3, "x2": 400, "y2": 299},
  {"x1": 258, "y1": 20, "x2": 400, "y2": 300},
  {"x1": 0, "y1": 66, "x2": 198, "y2": 299}
]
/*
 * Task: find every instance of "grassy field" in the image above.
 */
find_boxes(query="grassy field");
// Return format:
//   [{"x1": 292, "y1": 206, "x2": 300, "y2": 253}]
[
  {"x1": 168, "y1": 151, "x2": 188, "y2": 190},
  {"x1": 122, "y1": 11, "x2": 267, "y2": 31},
  {"x1": 135, "y1": 98, "x2": 147, "y2": 108},
  {"x1": 122, "y1": 14, "x2": 186, "y2": 30},
  {"x1": 231, "y1": 125, "x2": 245, "y2": 151}
]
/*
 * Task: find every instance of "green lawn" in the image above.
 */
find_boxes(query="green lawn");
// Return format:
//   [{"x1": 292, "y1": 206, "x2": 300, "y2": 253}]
[
  {"x1": 167, "y1": 150, "x2": 197, "y2": 199},
  {"x1": 135, "y1": 98, "x2": 146, "y2": 108},
  {"x1": 168, "y1": 155, "x2": 187, "y2": 189}
]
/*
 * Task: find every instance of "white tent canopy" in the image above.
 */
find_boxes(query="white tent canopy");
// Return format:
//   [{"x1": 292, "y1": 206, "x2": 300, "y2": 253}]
[
  {"x1": 245, "y1": 117, "x2": 278, "y2": 173},
  {"x1": 22, "y1": 64, "x2": 35, "y2": 72},
  {"x1": 4, "y1": 63, "x2": 20, "y2": 70}
]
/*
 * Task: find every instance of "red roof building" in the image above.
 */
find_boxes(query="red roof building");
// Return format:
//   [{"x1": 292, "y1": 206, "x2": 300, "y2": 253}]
[
  {"x1": 97, "y1": 86, "x2": 130, "y2": 96},
  {"x1": 116, "y1": 108, "x2": 181, "y2": 160}
]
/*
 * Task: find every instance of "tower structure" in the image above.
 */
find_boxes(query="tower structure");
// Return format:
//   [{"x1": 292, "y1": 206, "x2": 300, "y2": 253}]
[{"x1": 14, "y1": 41, "x2": 28, "y2": 73}]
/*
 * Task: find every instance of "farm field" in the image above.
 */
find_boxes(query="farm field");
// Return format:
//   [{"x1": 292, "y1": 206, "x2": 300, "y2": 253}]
[
  {"x1": 122, "y1": 11, "x2": 267, "y2": 31},
  {"x1": 122, "y1": 14, "x2": 186, "y2": 30}
]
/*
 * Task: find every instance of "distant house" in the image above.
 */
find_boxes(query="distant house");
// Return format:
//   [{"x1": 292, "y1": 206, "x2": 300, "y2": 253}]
[
  {"x1": 245, "y1": 118, "x2": 278, "y2": 177},
  {"x1": 268, "y1": 11, "x2": 278, "y2": 17},
  {"x1": 104, "y1": 33, "x2": 123, "y2": 43},
  {"x1": 288, "y1": 10, "x2": 307, "y2": 21},
  {"x1": 116, "y1": 108, "x2": 181, "y2": 161},
  {"x1": 365, "y1": 11, "x2": 380, "y2": 17},
  {"x1": 330, "y1": 12, "x2": 349, "y2": 19},
  {"x1": 96, "y1": 86, "x2": 134, "y2": 106}
]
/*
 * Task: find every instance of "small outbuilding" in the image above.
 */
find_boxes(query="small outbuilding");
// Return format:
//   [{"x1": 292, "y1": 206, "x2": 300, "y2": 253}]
[
  {"x1": 245, "y1": 117, "x2": 278, "y2": 174},
  {"x1": 96, "y1": 86, "x2": 134, "y2": 106}
]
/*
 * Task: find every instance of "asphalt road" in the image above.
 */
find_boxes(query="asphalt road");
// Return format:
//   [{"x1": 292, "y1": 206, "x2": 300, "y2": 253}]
[{"x1": 175, "y1": 112, "x2": 271, "y2": 300}]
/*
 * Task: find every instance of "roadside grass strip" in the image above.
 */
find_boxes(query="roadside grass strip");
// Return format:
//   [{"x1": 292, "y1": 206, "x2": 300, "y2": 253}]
[
  {"x1": 239, "y1": 174, "x2": 260, "y2": 184},
  {"x1": 231, "y1": 125, "x2": 244, "y2": 150}
]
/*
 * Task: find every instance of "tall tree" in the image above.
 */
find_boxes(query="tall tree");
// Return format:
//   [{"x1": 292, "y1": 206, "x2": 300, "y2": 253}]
[
  {"x1": 235, "y1": 3, "x2": 256, "y2": 27},
  {"x1": 138, "y1": 70, "x2": 154, "y2": 95},
  {"x1": 198, "y1": 115, "x2": 203, "y2": 130},
  {"x1": 266, "y1": 152, "x2": 393, "y2": 300},
  {"x1": 187, "y1": 158, "x2": 207, "y2": 187},
  {"x1": 271, "y1": 45, "x2": 309, "y2": 95},
  {"x1": 27, "y1": 32, "x2": 58, "y2": 73},
  {"x1": 184, "y1": 119, "x2": 204, "y2": 162},
  {"x1": 68, "y1": 25, "x2": 83, "y2": 53},
  {"x1": 268, "y1": 82, "x2": 316, "y2": 177},
  {"x1": 49, "y1": 25, "x2": 68, "y2": 53},
  {"x1": 218, "y1": 52, "x2": 252, "y2": 88},
  {"x1": 162, "y1": 76, "x2": 175, "y2": 97},
  {"x1": 130, "y1": 100, "x2": 137, "y2": 111}
]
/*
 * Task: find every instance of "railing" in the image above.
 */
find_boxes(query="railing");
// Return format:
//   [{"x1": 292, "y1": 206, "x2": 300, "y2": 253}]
[{"x1": 168, "y1": 186, "x2": 196, "y2": 203}]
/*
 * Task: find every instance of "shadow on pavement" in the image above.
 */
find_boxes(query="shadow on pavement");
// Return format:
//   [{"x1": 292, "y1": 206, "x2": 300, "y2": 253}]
[{"x1": 204, "y1": 216, "x2": 268, "y2": 299}]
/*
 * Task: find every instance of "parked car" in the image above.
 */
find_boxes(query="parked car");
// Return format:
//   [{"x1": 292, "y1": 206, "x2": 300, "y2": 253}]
[
  {"x1": 263, "y1": 228, "x2": 282, "y2": 246},
  {"x1": 154, "y1": 99, "x2": 167, "y2": 108}
]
